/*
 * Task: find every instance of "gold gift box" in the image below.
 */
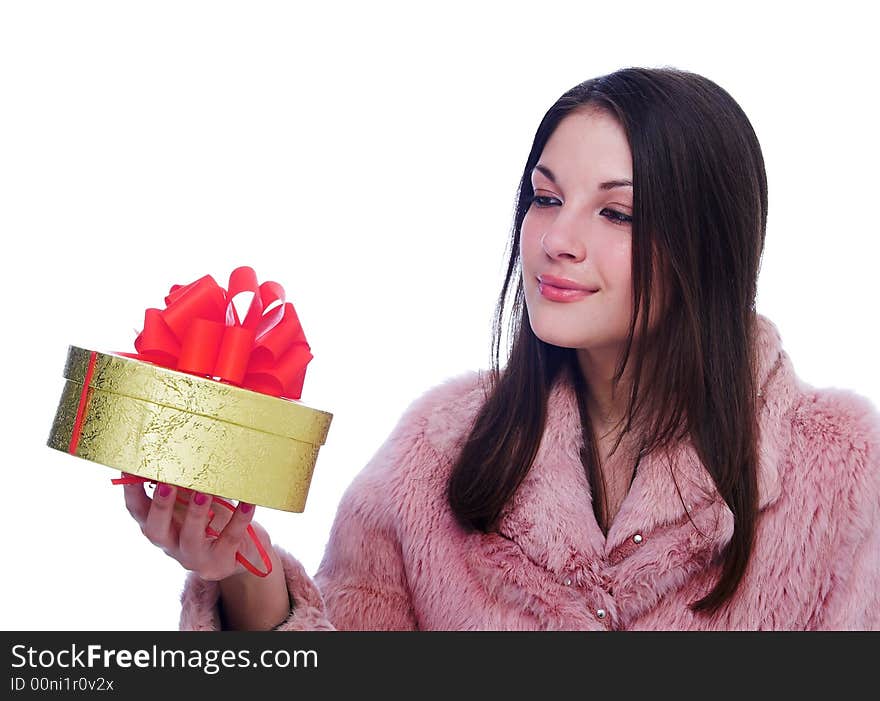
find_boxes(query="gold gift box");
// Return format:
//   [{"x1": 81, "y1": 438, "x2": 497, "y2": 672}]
[{"x1": 47, "y1": 345, "x2": 332, "y2": 512}]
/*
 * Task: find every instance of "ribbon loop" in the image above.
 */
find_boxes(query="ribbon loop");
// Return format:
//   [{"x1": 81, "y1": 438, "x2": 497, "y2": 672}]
[{"x1": 130, "y1": 266, "x2": 311, "y2": 399}]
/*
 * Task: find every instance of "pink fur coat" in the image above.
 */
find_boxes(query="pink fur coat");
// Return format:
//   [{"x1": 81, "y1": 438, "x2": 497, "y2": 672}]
[{"x1": 179, "y1": 314, "x2": 880, "y2": 630}]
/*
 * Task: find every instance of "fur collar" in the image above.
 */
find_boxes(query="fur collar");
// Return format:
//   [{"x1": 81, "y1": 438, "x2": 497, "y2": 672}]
[{"x1": 466, "y1": 314, "x2": 803, "y2": 625}]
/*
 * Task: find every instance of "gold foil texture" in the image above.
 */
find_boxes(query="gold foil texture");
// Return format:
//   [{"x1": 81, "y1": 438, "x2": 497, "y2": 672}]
[{"x1": 47, "y1": 345, "x2": 333, "y2": 512}]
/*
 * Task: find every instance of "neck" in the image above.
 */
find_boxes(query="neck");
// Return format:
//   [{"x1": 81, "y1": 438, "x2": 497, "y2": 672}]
[{"x1": 575, "y1": 346, "x2": 633, "y2": 437}]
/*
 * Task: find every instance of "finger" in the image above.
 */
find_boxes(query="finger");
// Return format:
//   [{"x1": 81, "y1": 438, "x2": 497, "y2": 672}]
[
  {"x1": 210, "y1": 502, "x2": 256, "y2": 563},
  {"x1": 168, "y1": 489, "x2": 192, "y2": 526},
  {"x1": 121, "y1": 473, "x2": 151, "y2": 526},
  {"x1": 142, "y1": 482, "x2": 179, "y2": 549},
  {"x1": 178, "y1": 491, "x2": 216, "y2": 564}
]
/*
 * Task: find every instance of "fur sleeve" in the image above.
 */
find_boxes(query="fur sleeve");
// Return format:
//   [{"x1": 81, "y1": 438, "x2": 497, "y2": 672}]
[
  {"x1": 304, "y1": 465, "x2": 419, "y2": 631},
  {"x1": 817, "y1": 521, "x2": 880, "y2": 630},
  {"x1": 178, "y1": 545, "x2": 335, "y2": 631},
  {"x1": 810, "y1": 394, "x2": 880, "y2": 630}
]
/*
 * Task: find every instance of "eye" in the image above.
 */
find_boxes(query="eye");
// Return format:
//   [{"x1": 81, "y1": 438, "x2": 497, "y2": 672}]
[
  {"x1": 602, "y1": 208, "x2": 632, "y2": 226},
  {"x1": 529, "y1": 195, "x2": 633, "y2": 227},
  {"x1": 529, "y1": 195, "x2": 560, "y2": 208}
]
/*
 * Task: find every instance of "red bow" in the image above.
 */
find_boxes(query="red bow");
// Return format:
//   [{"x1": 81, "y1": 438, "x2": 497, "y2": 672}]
[{"x1": 117, "y1": 265, "x2": 312, "y2": 399}]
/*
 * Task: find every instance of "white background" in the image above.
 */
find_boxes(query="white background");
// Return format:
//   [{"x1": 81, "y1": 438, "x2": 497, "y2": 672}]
[{"x1": 1, "y1": 0, "x2": 877, "y2": 630}]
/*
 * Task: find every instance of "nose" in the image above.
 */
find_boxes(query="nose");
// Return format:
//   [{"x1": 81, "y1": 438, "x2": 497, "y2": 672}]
[{"x1": 540, "y1": 226, "x2": 586, "y2": 262}]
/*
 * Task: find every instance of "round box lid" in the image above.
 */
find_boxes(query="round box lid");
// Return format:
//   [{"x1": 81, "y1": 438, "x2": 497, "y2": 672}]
[{"x1": 62, "y1": 345, "x2": 332, "y2": 444}]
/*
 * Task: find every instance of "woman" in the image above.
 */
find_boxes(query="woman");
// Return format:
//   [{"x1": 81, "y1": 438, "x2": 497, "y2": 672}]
[{"x1": 124, "y1": 66, "x2": 880, "y2": 630}]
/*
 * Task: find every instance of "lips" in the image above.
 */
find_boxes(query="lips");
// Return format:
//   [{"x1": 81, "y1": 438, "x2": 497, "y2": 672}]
[
  {"x1": 537, "y1": 277, "x2": 598, "y2": 303},
  {"x1": 537, "y1": 274, "x2": 599, "y2": 292}
]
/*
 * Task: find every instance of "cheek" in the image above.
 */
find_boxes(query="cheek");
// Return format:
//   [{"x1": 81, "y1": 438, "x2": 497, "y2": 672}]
[
  {"x1": 519, "y1": 213, "x2": 542, "y2": 267},
  {"x1": 520, "y1": 210, "x2": 537, "y2": 244},
  {"x1": 603, "y1": 238, "x2": 632, "y2": 286}
]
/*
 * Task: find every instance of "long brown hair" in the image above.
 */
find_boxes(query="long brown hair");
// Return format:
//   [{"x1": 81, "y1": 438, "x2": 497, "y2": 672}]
[{"x1": 447, "y1": 66, "x2": 768, "y2": 614}]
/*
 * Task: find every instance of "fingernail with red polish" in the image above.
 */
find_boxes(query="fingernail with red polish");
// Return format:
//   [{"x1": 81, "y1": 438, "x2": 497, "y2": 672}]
[
  {"x1": 157, "y1": 484, "x2": 172, "y2": 498},
  {"x1": 193, "y1": 492, "x2": 206, "y2": 506},
  {"x1": 239, "y1": 502, "x2": 252, "y2": 514}
]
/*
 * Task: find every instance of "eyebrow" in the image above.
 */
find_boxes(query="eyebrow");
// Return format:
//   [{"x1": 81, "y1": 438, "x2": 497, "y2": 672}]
[{"x1": 532, "y1": 164, "x2": 632, "y2": 190}]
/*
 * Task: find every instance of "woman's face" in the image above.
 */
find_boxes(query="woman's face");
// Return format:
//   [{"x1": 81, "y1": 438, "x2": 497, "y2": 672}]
[{"x1": 520, "y1": 108, "x2": 661, "y2": 355}]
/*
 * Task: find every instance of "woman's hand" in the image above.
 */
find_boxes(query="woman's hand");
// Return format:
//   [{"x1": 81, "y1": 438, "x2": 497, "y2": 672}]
[{"x1": 121, "y1": 472, "x2": 270, "y2": 582}]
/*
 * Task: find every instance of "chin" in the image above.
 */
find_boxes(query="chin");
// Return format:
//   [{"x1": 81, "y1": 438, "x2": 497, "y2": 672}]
[
  {"x1": 528, "y1": 311, "x2": 623, "y2": 351},
  {"x1": 528, "y1": 321, "x2": 588, "y2": 349},
  {"x1": 534, "y1": 333, "x2": 589, "y2": 350}
]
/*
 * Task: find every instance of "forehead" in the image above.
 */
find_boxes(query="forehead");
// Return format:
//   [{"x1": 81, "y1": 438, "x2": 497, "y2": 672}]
[{"x1": 536, "y1": 110, "x2": 632, "y2": 181}]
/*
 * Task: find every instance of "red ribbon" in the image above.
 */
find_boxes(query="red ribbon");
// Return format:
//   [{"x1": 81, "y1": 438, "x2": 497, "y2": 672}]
[
  {"x1": 69, "y1": 350, "x2": 99, "y2": 457},
  {"x1": 116, "y1": 265, "x2": 312, "y2": 400}
]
